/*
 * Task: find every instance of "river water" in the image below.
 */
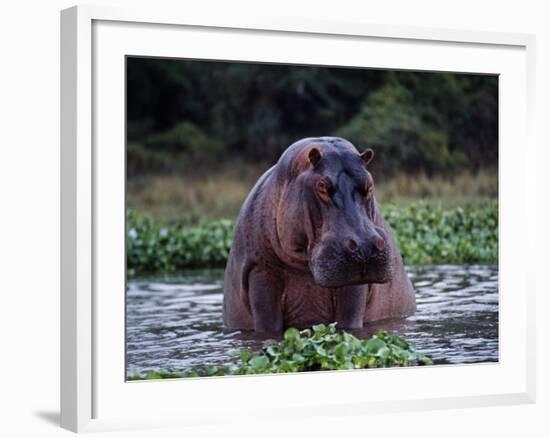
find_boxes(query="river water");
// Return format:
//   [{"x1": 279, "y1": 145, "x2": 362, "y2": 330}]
[{"x1": 126, "y1": 265, "x2": 498, "y2": 376}]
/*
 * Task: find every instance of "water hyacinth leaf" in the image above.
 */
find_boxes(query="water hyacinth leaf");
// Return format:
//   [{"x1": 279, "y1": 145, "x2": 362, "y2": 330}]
[
  {"x1": 227, "y1": 364, "x2": 240, "y2": 374},
  {"x1": 294, "y1": 338, "x2": 306, "y2": 352},
  {"x1": 131, "y1": 325, "x2": 433, "y2": 380},
  {"x1": 265, "y1": 346, "x2": 280, "y2": 358},
  {"x1": 314, "y1": 345, "x2": 327, "y2": 357},
  {"x1": 284, "y1": 327, "x2": 300, "y2": 343},
  {"x1": 377, "y1": 346, "x2": 391, "y2": 360},
  {"x1": 240, "y1": 350, "x2": 252, "y2": 363},
  {"x1": 312, "y1": 324, "x2": 328, "y2": 335},
  {"x1": 291, "y1": 353, "x2": 305, "y2": 363},
  {"x1": 204, "y1": 365, "x2": 219, "y2": 376},
  {"x1": 393, "y1": 337, "x2": 410, "y2": 349},
  {"x1": 334, "y1": 343, "x2": 348, "y2": 362},
  {"x1": 228, "y1": 349, "x2": 240, "y2": 358},
  {"x1": 419, "y1": 355, "x2": 433, "y2": 365},
  {"x1": 365, "y1": 337, "x2": 386, "y2": 355},
  {"x1": 127, "y1": 203, "x2": 497, "y2": 275},
  {"x1": 249, "y1": 355, "x2": 269, "y2": 370}
]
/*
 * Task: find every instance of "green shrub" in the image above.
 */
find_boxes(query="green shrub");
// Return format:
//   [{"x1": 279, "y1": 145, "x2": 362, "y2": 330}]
[{"x1": 128, "y1": 324, "x2": 432, "y2": 380}]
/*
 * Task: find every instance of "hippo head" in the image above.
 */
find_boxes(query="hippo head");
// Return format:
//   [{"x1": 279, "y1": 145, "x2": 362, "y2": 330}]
[{"x1": 276, "y1": 137, "x2": 393, "y2": 288}]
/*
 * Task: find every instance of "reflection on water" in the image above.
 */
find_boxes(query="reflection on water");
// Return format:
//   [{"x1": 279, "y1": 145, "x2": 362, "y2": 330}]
[{"x1": 126, "y1": 265, "x2": 498, "y2": 375}]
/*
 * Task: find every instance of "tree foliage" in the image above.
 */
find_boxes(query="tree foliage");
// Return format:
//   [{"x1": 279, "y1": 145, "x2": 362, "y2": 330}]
[{"x1": 127, "y1": 58, "x2": 497, "y2": 177}]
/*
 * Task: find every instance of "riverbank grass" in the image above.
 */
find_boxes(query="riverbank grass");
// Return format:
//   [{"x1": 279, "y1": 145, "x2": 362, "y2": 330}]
[{"x1": 128, "y1": 170, "x2": 497, "y2": 223}]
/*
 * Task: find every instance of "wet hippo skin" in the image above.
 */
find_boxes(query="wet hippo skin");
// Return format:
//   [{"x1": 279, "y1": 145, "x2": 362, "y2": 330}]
[{"x1": 223, "y1": 137, "x2": 416, "y2": 333}]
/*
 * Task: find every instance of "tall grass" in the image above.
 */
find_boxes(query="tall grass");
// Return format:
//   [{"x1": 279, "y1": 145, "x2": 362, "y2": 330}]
[
  {"x1": 127, "y1": 167, "x2": 497, "y2": 223},
  {"x1": 127, "y1": 166, "x2": 498, "y2": 224},
  {"x1": 376, "y1": 170, "x2": 497, "y2": 205},
  {"x1": 127, "y1": 164, "x2": 264, "y2": 223}
]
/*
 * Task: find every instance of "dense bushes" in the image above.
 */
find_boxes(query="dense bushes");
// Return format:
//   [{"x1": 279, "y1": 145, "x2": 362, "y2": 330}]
[
  {"x1": 128, "y1": 324, "x2": 432, "y2": 379},
  {"x1": 126, "y1": 202, "x2": 498, "y2": 276},
  {"x1": 127, "y1": 58, "x2": 497, "y2": 178}
]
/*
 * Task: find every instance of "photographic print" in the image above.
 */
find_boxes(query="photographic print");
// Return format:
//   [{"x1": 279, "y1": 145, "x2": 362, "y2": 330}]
[{"x1": 125, "y1": 57, "x2": 498, "y2": 380}]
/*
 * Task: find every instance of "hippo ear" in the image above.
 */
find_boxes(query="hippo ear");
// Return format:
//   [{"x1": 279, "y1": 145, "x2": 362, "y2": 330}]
[
  {"x1": 361, "y1": 148, "x2": 375, "y2": 166},
  {"x1": 308, "y1": 148, "x2": 322, "y2": 167}
]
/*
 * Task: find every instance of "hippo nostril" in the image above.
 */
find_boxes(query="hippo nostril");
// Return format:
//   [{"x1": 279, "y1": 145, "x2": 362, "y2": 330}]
[
  {"x1": 347, "y1": 239, "x2": 358, "y2": 251},
  {"x1": 374, "y1": 237, "x2": 385, "y2": 251}
]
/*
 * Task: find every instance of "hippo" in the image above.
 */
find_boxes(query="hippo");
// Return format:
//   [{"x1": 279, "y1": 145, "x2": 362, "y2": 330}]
[{"x1": 223, "y1": 137, "x2": 415, "y2": 333}]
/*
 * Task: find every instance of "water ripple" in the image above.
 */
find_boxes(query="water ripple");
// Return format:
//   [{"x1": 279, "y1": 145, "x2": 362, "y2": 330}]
[{"x1": 126, "y1": 265, "x2": 498, "y2": 374}]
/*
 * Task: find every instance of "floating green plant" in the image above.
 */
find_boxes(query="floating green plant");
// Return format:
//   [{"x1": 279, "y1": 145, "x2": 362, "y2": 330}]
[
  {"x1": 127, "y1": 201, "x2": 498, "y2": 276},
  {"x1": 128, "y1": 324, "x2": 432, "y2": 380}
]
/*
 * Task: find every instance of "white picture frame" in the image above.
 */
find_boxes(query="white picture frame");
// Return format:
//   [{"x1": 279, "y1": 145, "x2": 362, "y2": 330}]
[{"x1": 60, "y1": 4, "x2": 536, "y2": 433}]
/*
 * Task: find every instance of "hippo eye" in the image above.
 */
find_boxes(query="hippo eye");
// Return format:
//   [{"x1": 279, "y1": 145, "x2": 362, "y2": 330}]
[{"x1": 316, "y1": 178, "x2": 332, "y2": 196}]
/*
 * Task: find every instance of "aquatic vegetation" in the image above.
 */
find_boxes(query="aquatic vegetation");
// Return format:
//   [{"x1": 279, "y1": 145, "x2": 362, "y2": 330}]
[
  {"x1": 126, "y1": 209, "x2": 233, "y2": 276},
  {"x1": 128, "y1": 324, "x2": 433, "y2": 380},
  {"x1": 127, "y1": 201, "x2": 498, "y2": 275},
  {"x1": 384, "y1": 201, "x2": 498, "y2": 265}
]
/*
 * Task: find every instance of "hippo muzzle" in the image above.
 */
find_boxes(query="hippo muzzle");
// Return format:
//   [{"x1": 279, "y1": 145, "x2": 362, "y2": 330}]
[{"x1": 308, "y1": 230, "x2": 393, "y2": 288}]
